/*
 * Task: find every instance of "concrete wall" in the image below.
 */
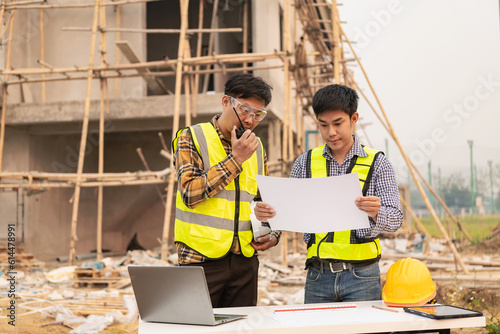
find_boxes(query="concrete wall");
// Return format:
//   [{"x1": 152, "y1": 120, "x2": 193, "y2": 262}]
[
  {"x1": 146, "y1": 1, "x2": 214, "y2": 94},
  {"x1": 0, "y1": 128, "x2": 29, "y2": 240},
  {"x1": 21, "y1": 129, "x2": 171, "y2": 261},
  {"x1": 0, "y1": 0, "x2": 293, "y2": 260},
  {"x1": 253, "y1": 0, "x2": 285, "y2": 121},
  {"x1": 7, "y1": 3, "x2": 146, "y2": 104},
  {"x1": 6, "y1": 94, "x2": 223, "y2": 127},
  {"x1": 3, "y1": 92, "x2": 221, "y2": 261}
]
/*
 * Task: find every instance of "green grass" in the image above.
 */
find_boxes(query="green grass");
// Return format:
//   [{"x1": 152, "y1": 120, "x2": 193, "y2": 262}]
[{"x1": 409, "y1": 214, "x2": 500, "y2": 242}]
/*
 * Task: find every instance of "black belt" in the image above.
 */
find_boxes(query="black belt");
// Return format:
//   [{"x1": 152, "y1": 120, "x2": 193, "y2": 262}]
[{"x1": 309, "y1": 260, "x2": 375, "y2": 273}]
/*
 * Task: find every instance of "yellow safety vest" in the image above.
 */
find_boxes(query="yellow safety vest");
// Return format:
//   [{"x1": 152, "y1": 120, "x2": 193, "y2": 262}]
[
  {"x1": 306, "y1": 145, "x2": 382, "y2": 263},
  {"x1": 173, "y1": 122, "x2": 264, "y2": 259}
]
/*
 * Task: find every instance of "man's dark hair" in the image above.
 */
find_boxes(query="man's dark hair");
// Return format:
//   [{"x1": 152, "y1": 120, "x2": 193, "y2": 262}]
[
  {"x1": 312, "y1": 84, "x2": 359, "y2": 118},
  {"x1": 224, "y1": 73, "x2": 273, "y2": 106}
]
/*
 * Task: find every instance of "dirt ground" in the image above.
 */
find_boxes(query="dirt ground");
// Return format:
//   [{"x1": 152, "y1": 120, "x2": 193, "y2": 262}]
[
  {"x1": 460, "y1": 231, "x2": 500, "y2": 256},
  {"x1": 434, "y1": 233, "x2": 500, "y2": 334},
  {"x1": 1, "y1": 236, "x2": 499, "y2": 334},
  {"x1": 0, "y1": 289, "x2": 495, "y2": 334}
]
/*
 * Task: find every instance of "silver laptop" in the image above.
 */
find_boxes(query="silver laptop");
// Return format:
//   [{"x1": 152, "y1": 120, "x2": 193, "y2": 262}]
[{"x1": 128, "y1": 265, "x2": 247, "y2": 326}]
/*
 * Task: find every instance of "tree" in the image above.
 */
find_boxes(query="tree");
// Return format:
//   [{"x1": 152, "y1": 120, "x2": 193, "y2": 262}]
[
  {"x1": 440, "y1": 172, "x2": 470, "y2": 208},
  {"x1": 475, "y1": 166, "x2": 489, "y2": 198},
  {"x1": 495, "y1": 163, "x2": 500, "y2": 189}
]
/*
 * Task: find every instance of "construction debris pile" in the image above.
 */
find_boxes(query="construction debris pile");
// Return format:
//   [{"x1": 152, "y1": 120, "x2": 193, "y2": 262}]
[
  {"x1": 257, "y1": 235, "x2": 500, "y2": 307},
  {"x1": 0, "y1": 249, "x2": 173, "y2": 333},
  {"x1": 1, "y1": 233, "x2": 499, "y2": 333}
]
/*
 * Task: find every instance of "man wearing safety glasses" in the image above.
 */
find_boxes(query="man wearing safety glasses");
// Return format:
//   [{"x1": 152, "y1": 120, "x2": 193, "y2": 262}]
[{"x1": 172, "y1": 73, "x2": 280, "y2": 308}]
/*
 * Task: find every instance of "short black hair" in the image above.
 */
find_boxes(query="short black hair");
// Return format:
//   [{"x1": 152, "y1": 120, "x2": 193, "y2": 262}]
[
  {"x1": 312, "y1": 84, "x2": 359, "y2": 118},
  {"x1": 224, "y1": 73, "x2": 273, "y2": 106}
]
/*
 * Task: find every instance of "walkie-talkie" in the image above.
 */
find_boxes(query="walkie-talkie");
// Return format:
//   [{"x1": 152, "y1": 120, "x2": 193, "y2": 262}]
[{"x1": 233, "y1": 107, "x2": 247, "y2": 139}]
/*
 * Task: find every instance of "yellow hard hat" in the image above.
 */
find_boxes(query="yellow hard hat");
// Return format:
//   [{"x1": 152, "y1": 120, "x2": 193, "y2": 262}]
[{"x1": 382, "y1": 257, "x2": 437, "y2": 307}]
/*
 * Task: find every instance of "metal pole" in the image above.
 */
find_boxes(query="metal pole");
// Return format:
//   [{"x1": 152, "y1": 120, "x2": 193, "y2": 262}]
[
  {"x1": 488, "y1": 160, "x2": 494, "y2": 214},
  {"x1": 428, "y1": 161, "x2": 433, "y2": 211},
  {"x1": 474, "y1": 164, "x2": 478, "y2": 213},
  {"x1": 467, "y1": 140, "x2": 474, "y2": 215},
  {"x1": 438, "y1": 167, "x2": 442, "y2": 217},
  {"x1": 385, "y1": 138, "x2": 389, "y2": 158}
]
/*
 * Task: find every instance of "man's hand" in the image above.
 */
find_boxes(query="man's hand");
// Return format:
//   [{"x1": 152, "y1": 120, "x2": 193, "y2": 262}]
[
  {"x1": 251, "y1": 234, "x2": 278, "y2": 251},
  {"x1": 355, "y1": 196, "x2": 381, "y2": 221},
  {"x1": 253, "y1": 202, "x2": 276, "y2": 222},
  {"x1": 231, "y1": 126, "x2": 259, "y2": 165}
]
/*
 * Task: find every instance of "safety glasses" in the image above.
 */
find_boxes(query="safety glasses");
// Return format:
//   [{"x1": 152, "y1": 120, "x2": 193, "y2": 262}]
[{"x1": 229, "y1": 96, "x2": 267, "y2": 122}]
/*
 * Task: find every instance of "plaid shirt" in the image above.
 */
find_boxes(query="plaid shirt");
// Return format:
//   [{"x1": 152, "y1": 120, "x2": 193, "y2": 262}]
[
  {"x1": 174, "y1": 115, "x2": 280, "y2": 264},
  {"x1": 290, "y1": 135, "x2": 403, "y2": 244}
]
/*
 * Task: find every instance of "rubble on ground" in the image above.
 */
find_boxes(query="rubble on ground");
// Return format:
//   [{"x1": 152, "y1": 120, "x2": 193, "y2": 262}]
[
  {"x1": 1, "y1": 233, "x2": 499, "y2": 333},
  {"x1": 0, "y1": 249, "x2": 172, "y2": 333}
]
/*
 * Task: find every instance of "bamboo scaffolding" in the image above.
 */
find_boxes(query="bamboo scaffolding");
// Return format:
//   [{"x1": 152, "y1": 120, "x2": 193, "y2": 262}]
[
  {"x1": 136, "y1": 147, "x2": 166, "y2": 207},
  {"x1": 68, "y1": 0, "x2": 101, "y2": 266},
  {"x1": 400, "y1": 218, "x2": 411, "y2": 238},
  {"x1": 183, "y1": 35, "x2": 192, "y2": 126},
  {"x1": 0, "y1": 0, "x2": 7, "y2": 39},
  {"x1": 346, "y1": 69, "x2": 473, "y2": 243},
  {"x1": 40, "y1": 8, "x2": 46, "y2": 102},
  {"x1": 161, "y1": 0, "x2": 189, "y2": 261},
  {"x1": 0, "y1": 178, "x2": 168, "y2": 188},
  {"x1": 0, "y1": 0, "x2": 479, "y2": 266},
  {"x1": 0, "y1": 51, "x2": 286, "y2": 76},
  {"x1": 408, "y1": 159, "x2": 473, "y2": 242},
  {"x1": 158, "y1": 132, "x2": 172, "y2": 161},
  {"x1": 281, "y1": 0, "x2": 292, "y2": 266},
  {"x1": 2, "y1": 0, "x2": 159, "y2": 10},
  {"x1": 400, "y1": 196, "x2": 432, "y2": 238},
  {"x1": 446, "y1": 217, "x2": 452, "y2": 242},
  {"x1": 0, "y1": 169, "x2": 167, "y2": 179},
  {"x1": 192, "y1": 0, "x2": 204, "y2": 116},
  {"x1": 201, "y1": 0, "x2": 218, "y2": 94},
  {"x1": 116, "y1": 40, "x2": 170, "y2": 94},
  {"x1": 0, "y1": 5, "x2": 15, "y2": 172},
  {"x1": 113, "y1": 4, "x2": 121, "y2": 98},
  {"x1": 242, "y1": 0, "x2": 248, "y2": 71},
  {"x1": 295, "y1": 93, "x2": 302, "y2": 156},
  {"x1": 339, "y1": 23, "x2": 470, "y2": 274},
  {"x1": 97, "y1": 86, "x2": 105, "y2": 261},
  {"x1": 62, "y1": 27, "x2": 242, "y2": 34},
  {"x1": 3, "y1": 0, "x2": 43, "y2": 6},
  {"x1": 293, "y1": 7, "x2": 302, "y2": 156},
  {"x1": 7, "y1": 64, "x2": 285, "y2": 86},
  {"x1": 331, "y1": 0, "x2": 341, "y2": 82},
  {"x1": 96, "y1": 3, "x2": 110, "y2": 261},
  {"x1": 0, "y1": 1, "x2": 295, "y2": 263}
]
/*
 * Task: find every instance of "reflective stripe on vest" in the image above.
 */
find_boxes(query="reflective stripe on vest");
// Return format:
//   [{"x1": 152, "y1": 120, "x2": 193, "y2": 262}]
[
  {"x1": 173, "y1": 122, "x2": 264, "y2": 259},
  {"x1": 306, "y1": 145, "x2": 382, "y2": 262}
]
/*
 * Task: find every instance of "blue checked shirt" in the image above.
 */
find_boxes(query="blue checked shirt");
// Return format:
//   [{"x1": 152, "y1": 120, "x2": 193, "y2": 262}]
[{"x1": 290, "y1": 135, "x2": 403, "y2": 244}]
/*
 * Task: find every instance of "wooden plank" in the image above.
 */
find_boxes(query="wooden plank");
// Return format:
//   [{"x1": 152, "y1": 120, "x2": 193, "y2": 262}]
[
  {"x1": 261, "y1": 259, "x2": 292, "y2": 275},
  {"x1": 116, "y1": 40, "x2": 169, "y2": 95},
  {"x1": 340, "y1": 23, "x2": 470, "y2": 275},
  {"x1": 68, "y1": 0, "x2": 102, "y2": 266},
  {"x1": 381, "y1": 253, "x2": 500, "y2": 267},
  {"x1": 161, "y1": 0, "x2": 189, "y2": 261}
]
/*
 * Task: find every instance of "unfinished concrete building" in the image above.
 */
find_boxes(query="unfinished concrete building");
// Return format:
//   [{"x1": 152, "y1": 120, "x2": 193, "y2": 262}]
[
  {"x1": 0, "y1": 0, "x2": 307, "y2": 262},
  {"x1": 1, "y1": 0, "x2": 457, "y2": 271}
]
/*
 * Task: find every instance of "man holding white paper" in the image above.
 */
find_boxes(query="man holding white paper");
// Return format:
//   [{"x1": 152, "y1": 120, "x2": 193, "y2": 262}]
[{"x1": 254, "y1": 84, "x2": 403, "y2": 304}]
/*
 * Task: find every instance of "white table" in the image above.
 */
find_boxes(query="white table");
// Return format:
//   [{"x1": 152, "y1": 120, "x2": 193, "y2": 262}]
[{"x1": 138, "y1": 300, "x2": 486, "y2": 334}]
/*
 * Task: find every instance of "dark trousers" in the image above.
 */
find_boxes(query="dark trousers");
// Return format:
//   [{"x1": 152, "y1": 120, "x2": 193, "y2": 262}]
[{"x1": 182, "y1": 253, "x2": 259, "y2": 308}]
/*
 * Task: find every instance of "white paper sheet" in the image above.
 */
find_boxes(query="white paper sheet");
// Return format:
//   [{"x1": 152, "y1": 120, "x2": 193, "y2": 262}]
[
  {"x1": 268, "y1": 307, "x2": 400, "y2": 328},
  {"x1": 255, "y1": 173, "x2": 370, "y2": 233}
]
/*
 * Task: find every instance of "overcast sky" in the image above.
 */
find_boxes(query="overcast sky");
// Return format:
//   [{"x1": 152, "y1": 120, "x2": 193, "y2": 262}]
[{"x1": 338, "y1": 0, "x2": 500, "y2": 184}]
